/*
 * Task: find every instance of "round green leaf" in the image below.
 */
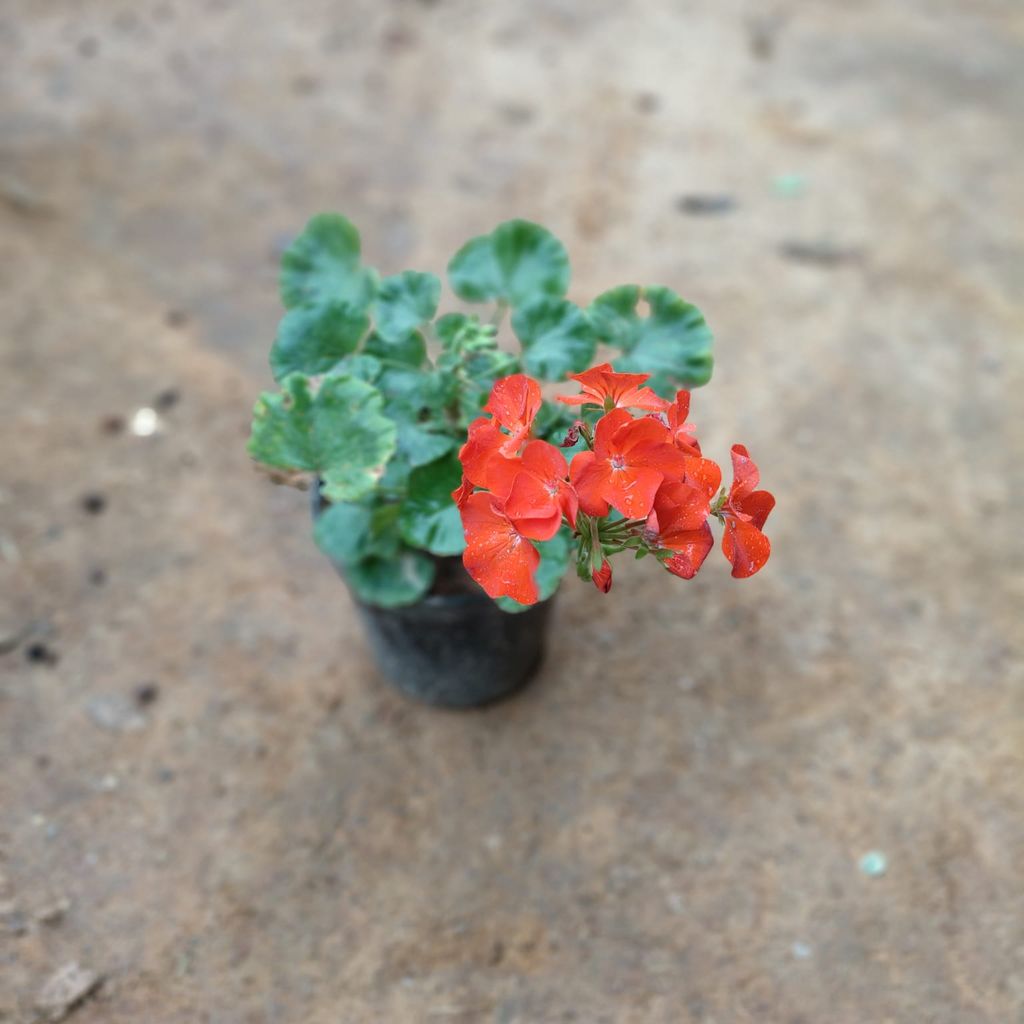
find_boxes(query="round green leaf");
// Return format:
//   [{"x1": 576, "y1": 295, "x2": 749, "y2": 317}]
[
  {"x1": 345, "y1": 549, "x2": 436, "y2": 608},
  {"x1": 279, "y1": 213, "x2": 378, "y2": 311},
  {"x1": 589, "y1": 284, "x2": 714, "y2": 395},
  {"x1": 270, "y1": 301, "x2": 369, "y2": 381},
  {"x1": 247, "y1": 374, "x2": 396, "y2": 502},
  {"x1": 511, "y1": 298, "x2": 597, "y2": 380},
  {"x1": 447, "y1": 220, "x2": 570, "y2": 307},
  {"x1": 374, "y1": 271, "x2": 441, "y2": 343},
  {"x1": 496, "y1": 527, "x2": 572, "y2": 613},
  {"x1": 398, "y1": 452, "x2": 465, "y2": 556}
]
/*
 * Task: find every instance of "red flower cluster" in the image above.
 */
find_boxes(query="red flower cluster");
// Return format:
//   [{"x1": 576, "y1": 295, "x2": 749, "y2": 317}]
[{"x1": 454, "y1": 368, "x2": 775, "y2": 605}]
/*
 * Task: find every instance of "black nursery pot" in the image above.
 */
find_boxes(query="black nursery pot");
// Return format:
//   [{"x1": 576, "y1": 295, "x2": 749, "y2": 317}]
[{"x1": 312, "y1": 487, "x2": 555, "y2": 708}]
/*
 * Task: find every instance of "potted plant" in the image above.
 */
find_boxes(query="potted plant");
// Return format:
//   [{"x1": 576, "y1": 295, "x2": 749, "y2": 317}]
[{"x1": 247, "y1": 215, "x2": 773, "y2": 707}]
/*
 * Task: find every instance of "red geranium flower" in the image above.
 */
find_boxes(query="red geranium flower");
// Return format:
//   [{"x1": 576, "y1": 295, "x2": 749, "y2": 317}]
[
  {"x1": 460, "y1": 490, "x2": 559, "y2": 605},
  {"x1": 570, "y1": 408, "x2": 688, "y2": 519},
  {"x1": 591, "y1": 559, "x2": 613, "y2": 593},
  {"x1": 721, "y1": 444, "x2": 775, "y2": 578},
  {"x1": 498, "y1": 440, "x2": 578, "y2": 529},
  {"x1": 558, "y1": 362, "x2": 668, "y2": 413}
]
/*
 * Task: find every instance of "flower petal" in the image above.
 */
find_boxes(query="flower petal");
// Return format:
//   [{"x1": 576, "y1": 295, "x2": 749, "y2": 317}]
[
  {"x1": 513, "y1": 508, "x2": 562, "y2": 541},
  {"x1": 740, "y1": 489, "x2": 775, "y2": 531},
  {"x1": 569, "y1": 450, "x2": 611, "y2": 517},
  {"x1": 460, "y1": 493, "x2": 540, "y2": 603},
  {"x1": 728, "y1": 443, "x2": 761, "y2": 502},
  {"x1": 592, "y1": 408, "x2": 634, "y2": 458},
  {"x1": 459, "y1": 417, "x2": 505, "y2": 488},
  {"x1": 652, "y1": 479, "x2": 710, "y2": 537},
  {"x1": 504, "y1": 471, "x2": 560, "y2": 523},
  {"x1": 484, "y1": 374, "x2": 542, "y2": 435},
  {"x1": 599, "y1": 464, "x2": 665, "y2": 519},
  {"x1": 721, "y1": 515, "x2": 771, "y2": 578},
  {"x1": 683, "y1": 456, "x2": 722, "y2": 501},
  {"x1": 663, "y1": 522, "x2": 714, "y2": 579}
]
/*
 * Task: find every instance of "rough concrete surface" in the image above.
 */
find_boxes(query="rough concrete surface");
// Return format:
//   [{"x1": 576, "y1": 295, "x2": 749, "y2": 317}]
[{"x1": 1, "y1": 1, "x2": 1022, "y2": 1021}]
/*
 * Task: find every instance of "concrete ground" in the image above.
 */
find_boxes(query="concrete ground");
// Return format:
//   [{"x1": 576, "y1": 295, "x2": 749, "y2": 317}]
[{"x1": 1, "y1": 1, "x2": 1022, "y2": 1021}]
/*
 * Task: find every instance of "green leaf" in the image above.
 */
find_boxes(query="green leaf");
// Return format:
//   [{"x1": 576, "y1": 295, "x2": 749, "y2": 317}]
[
  {"x1": 496, "y1": 527, "x2": 572, "y2": 613},
  {"x1": 363, "y1": 330, "x2": 427, "y2": 369},
  {"x1": 329, "y1": 352, "x2": 382, "y2": 383},
  {"x1": 586, "y1": 284, "x2": 641, "y2": 348},
  {"x1": 374, "y1": 271, "x2": 441, "y2": 343},
  {"x1": 511, "y1": 298, "x2": 597, "y2": 380},
  {"x1": 398, "y1": 452, "x2": 465, "y2": 556},
  {"x1": 279, "y1": 213, "x2": 378, "y2": 311},
  {"x1": 345, "y1": 549, "x2": 436, "y2": 608},
  {"x1": 589, "y1": 284, "x2": 714, "y2": 395},
  {"x1": 377, "y1": 365, "x2": 448, "y2": 418},
  {"x1": 269, "y1": 301, "x2": 369, "y2": 381},
  {"x1": 447, "y1": 220, "x2": 570, "y2": 307},
  {"x1": 313, "y1": 502, "x2": 374, "y2": 565},
  {"x1": 395, "y1": 423, "x2": 456, "y2": 468},
  {"x1": 247, "y1": 374, "x2": 396, "y2": 501}
]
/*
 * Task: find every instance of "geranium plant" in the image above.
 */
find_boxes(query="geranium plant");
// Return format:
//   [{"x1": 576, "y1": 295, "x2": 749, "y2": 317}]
[{"x1": 248, "y1": 214, "x2": 771, "y2": 611}]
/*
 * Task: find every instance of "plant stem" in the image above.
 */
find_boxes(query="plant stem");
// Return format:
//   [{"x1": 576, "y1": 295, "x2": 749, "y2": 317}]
[{"x1": 490, "y1": 300, "x2": 509, "y2": 329}]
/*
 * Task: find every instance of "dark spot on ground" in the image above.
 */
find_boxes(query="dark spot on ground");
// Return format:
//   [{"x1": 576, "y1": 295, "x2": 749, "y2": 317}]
[
  {"x1": 134, "y1": 682, "x2": 160, "y2": 706},
  {"x1": 77, "y1": 37, "x2": 99, "y2": 58},
  {"x1": 26, "y1": 642, "x2": 59, "y2": 666},
  {"x1": 155, "y1": 387, "x2": 181, "y2": 410},
  {"x1": 634, "y1": 92, "x2": 660, "y2": 114},
  {"x1": 498, "y1": 103, "x2": 534, "y2": 125},
  {"x1": 88, "y1": 566, "x2": 107, "y2": 586},
  {"x1": 81, "y1": 492, "x2": 107, "y2": 515},
  {"x1": 382, "y1": 25, "x2": 417, "y2": 51},
  {"x1": 114, "y1": 11, "x2": 140, "y2": 33},
  {"x1": 99, "y1": 414, "x2": 125, "y2": 435},
  {"x1": 779, "y1": 240, "x2": 863, "y2": 266},
  {"x1": 746, "y1": 15, "x2": 782, "y2": 61},
  {"x1": 291, "y1": 74, "x2": 320, "y2": 95},
  {"x1": 676, "y1": 194, "x2": 737, "y2": 215},
  {"x1": 165, "y1": 309, "x2": 188, "y2": 328}
]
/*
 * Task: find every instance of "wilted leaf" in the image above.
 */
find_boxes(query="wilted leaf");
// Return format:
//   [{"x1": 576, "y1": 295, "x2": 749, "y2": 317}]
[{"x1": 247, "y1": 373, "x2": 396, "y2": 501}]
